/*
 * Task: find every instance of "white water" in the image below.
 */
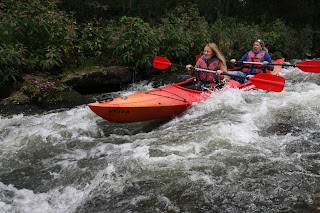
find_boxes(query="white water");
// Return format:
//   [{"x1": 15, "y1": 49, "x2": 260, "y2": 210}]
[{"x1": 0, "y1": 67, "x2": 319, "y2": 213}]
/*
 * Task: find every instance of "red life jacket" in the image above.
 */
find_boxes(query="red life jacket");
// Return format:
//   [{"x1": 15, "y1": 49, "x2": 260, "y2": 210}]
[
  {"x1": 242, "y1": 51, "x2": 266, "y2": 73},
  {"x1": 197, "y1": 56, "x2": 220, "y2": 83}
]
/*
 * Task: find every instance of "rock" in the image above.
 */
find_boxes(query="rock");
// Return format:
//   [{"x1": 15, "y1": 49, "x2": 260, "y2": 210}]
[
  {"x1": 0, "y1": 66, "x2": 134, "y2": 115},
  {"x1": 61, "y1": 66, "x2": 133, "y2": 94},
  {"x1": 0, "y1": 79, "x2": 15, "y2": 100}
]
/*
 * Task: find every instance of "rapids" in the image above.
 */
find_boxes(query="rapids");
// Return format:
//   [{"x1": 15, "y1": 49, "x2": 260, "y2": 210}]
[{"x1": 0, "y1": 67, "x2": 319, "y2": 213}]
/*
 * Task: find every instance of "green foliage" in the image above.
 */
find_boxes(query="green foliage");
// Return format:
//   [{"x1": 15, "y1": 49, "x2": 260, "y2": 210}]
[
  {"x1": 293, "y1": 26, "x2": 313, "y2": 58},
  {"x1": 159, "y1": 4, "x2": 210, "y2": 63},
  {"x1": 209, "y1": 18, "x2": 313, "y2": 60},
  {"x1": 0, "y1": 0, "x2": 77, "y2": 73},
  {"x1": 260, "y1": 19, "x2": 295, "y2": 58},
  {"x1": 261, "y1": 19, "x2": 312, "y2": 58},
  {"x1": 22, "y1": 79, "x2": 68, "y2": 103},
  {"x1": 60, "y1": 0, "x2": 109, "y2": 22},
  {"x1": 39, "y1": 46, "x2": 65, "y2": 70},
  {"x1": 210, "y1": 18, "x2": 261, "y2": 59},
  {"x1": 107, "y1": 16, "x2": 160, "y2": 73},
  {"x1": 59, "y1": 0, "x2": 319, "y2": 63},
  {"x1": 0, "y1": 43, "x2": 25, "y2": 84},
  {"x1": 73, "y1": 21, "x2": 106, "y2": 65},
  {"x1": 0, "y1": 0, "x2": 318, "y2": 89}
]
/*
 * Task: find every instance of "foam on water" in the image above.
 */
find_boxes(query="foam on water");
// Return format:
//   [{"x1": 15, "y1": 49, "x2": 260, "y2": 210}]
[{"x1": 0, "y1": 67, "x2": 319, "y2": 212}]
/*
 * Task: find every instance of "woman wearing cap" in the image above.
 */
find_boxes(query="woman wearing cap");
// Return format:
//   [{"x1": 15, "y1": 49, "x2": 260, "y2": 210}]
[{"x1": 229, "y1": 39, "x2": 274, "y2": 83}]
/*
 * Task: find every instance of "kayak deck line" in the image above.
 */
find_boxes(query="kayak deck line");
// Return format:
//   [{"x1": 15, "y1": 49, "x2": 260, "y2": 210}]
[{"x1": 145, "y1": 88, "x2": 188, "y2": 102}]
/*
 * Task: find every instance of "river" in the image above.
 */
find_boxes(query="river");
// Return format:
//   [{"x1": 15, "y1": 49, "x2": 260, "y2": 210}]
[{"x1": 0, "y1": 66, "x2": 319, "y2": 213}]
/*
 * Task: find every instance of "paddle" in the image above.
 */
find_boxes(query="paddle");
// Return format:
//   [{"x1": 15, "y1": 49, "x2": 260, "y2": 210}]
[
  {"x1": 197, "y1": 53, "x2": 320, "y2": 73},
  {"x1": 153, "y1": 56, "x2": 285, "y2": 92},
  {"x1": 239, "y1": 73, "x2": 285, "y2": 92},
  {"x1": 152, "y1": 56, "x2": 185, "y2": 69},
  {"x1": 233, "y1": 60, "x2": 320, "y2": 73}
]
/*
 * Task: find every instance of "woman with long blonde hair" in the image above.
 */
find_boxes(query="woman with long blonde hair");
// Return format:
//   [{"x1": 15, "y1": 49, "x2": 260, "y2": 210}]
[{"x1": 186, "y1": 43, "x2": 228, "y2": 90}]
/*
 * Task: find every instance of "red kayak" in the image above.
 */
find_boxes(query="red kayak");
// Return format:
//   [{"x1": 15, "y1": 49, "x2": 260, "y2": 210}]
[
  {"x1": 89, "y1": 79, "x2": 248, "y2": 123},
  {"x1": 88, "y1": 57, "x2": 286, "y2": 123}
]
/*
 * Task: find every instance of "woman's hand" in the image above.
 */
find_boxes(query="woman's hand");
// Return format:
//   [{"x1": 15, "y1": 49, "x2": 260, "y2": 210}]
[
  {"x1": 186, "y1": 64, "x2": 195, "y2": 76},
  {"x1": 230, "y1": 59, "x2": 236, "y2": 64},
  {"x1": 216, "y1": 70, "x2": 228, "y2": 76},
  {"x1": 186, "y1": 64, "x2": 193, "y2": 70},
  {"x1": 216, "y1": 70, "x2": 223, "y2": 75}
]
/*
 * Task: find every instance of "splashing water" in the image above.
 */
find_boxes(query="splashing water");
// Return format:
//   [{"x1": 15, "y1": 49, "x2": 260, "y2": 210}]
[{"x1": 0, "y1": 67, "x2": 319, "y2": 213}]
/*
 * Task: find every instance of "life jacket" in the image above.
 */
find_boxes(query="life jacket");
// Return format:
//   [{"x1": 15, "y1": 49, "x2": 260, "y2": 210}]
[
  {"x1": 242, "y1": 50, "x2": 267, "y2": 74},
  {"x1": 196, "y1": 56, "x2": 220, "y2": 84}
]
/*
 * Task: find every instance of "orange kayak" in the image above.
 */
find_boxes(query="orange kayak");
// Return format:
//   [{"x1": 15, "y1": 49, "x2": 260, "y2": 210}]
[
  {"x1": 89, "y1": 58, "x2": 285, "y2": 123},
  {"x1": 270, "y1": 58, "x2": 285, "y2": 75},
  {"x1": 89, "y1": 78, "x2": 207, "y2": 123},
  {"x1": 88, "y1": 79, "x2": 250, "y2": 123}
]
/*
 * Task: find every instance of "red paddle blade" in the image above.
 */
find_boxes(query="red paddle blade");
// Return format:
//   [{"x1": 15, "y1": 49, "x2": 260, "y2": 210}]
[
  {"x1": 250, "y1": 73, "x2": 285, "y2": 92},
  {"x1": 296, "y1": 60, "x2": 320, "y2": 73},
  {"x1": 153, "y1": 56, "x2": 172, "y2": 69}
]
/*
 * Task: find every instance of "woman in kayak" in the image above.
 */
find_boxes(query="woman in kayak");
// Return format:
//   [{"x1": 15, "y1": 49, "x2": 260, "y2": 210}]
[
  {"x1": 228, "y1": 39, "x2": 274, "y2": 83},
  {"x1": 185, "y1": 42, "x2": 229, "y2": 90}
]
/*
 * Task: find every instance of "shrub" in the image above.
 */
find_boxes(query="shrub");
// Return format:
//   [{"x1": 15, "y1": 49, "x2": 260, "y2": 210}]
[
  {"x1": 0, "y1": 43, "x2": 25, "y2": 84},
  {"x1": 259, "y1": 19, "x2": 312, "y2": 59},
  {"x1": 210, "y1": 18, "x2": 261, "y2": 59},
  {"x1": 0, "y1": 0, "x2": 77, "y2": 74},
  {"x1": 106, "y1": 16, "x2": 160, "y2": 78},
  {"x1": 159, "y1": 4, "x2": 210, "y2": 64},
  {"x1": 73, "y1": 21, "x2": 106, "y2": 66}
]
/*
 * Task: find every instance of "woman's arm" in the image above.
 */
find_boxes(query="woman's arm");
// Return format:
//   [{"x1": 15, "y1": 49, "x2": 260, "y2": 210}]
[{"x1": 235, "y1": 52, "x2": 249, "y2": 67}]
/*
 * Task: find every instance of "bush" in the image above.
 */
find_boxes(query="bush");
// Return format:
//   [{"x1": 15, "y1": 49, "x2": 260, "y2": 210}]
[
  {"x1": 0, "y1": 0, "x2": 77, "y2": 75},
  {"x1": 158, "y1": 4, "x2": 210, "y2": 64},
  {"x1": 209, "y1": 18, "x2": 314, "y2": 60},
  {"x1": 259, "y1": 19, "x2": 312, "y2": 59},
  {"x1": 106, "y1": 16, "x2": 160, "y2": 78},
  {"x1": 210, "y1": 18, "x2": 261, "y2": 59},
  {"x1": 72, "y1": 21, "x2": 106, "y2": 66},
  {"x1": 0, "y1": 43, "x2": 26, "y2": 84}
]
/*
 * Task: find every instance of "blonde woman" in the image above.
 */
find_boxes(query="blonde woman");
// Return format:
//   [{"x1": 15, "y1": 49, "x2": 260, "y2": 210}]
[{"x1": 186, "y1": 43, "x2": 229, "y2": 90}]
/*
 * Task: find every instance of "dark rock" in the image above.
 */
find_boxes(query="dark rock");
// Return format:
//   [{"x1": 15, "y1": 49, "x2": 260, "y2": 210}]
[
  {"x1": 61, "y1": 66, "x2": 133, "y2": 94},
  {"x1": 0, "y1": 80, "x2": 15, "y2": 99},
  {"x1": 0, "y1": 66, "x2": 134, "y2": 115}
]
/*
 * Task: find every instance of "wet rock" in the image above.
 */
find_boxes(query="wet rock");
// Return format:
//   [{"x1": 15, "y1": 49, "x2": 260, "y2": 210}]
[
  {"x1": 61, "y1": 66, "x2": 133, "y2": 94},
  {"x1": 0, "y1": 66, "x2": 134, "y2": 115}
]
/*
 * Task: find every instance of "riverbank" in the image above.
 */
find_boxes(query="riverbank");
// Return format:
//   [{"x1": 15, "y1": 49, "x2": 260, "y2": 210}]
[
  {"x1": 0, "y1": 94, "x2": 94, "y2": 117},
  {"x1": 0, "y1": 65, "x2": 188, "y2": 116},
  {"x1": 0, "y1": 65, "x2": 132, "y2": 116}
]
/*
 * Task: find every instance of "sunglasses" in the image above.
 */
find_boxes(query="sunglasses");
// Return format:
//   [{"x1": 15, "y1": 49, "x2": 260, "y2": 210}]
[{"x1": 256, "y1": 39, "x2": 264, "y2": 45}]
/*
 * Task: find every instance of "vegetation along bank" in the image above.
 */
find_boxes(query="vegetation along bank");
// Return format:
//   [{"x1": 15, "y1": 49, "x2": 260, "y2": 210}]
[{"x1": 1, "y1": 0, "x2": 319, "y2": 112}]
